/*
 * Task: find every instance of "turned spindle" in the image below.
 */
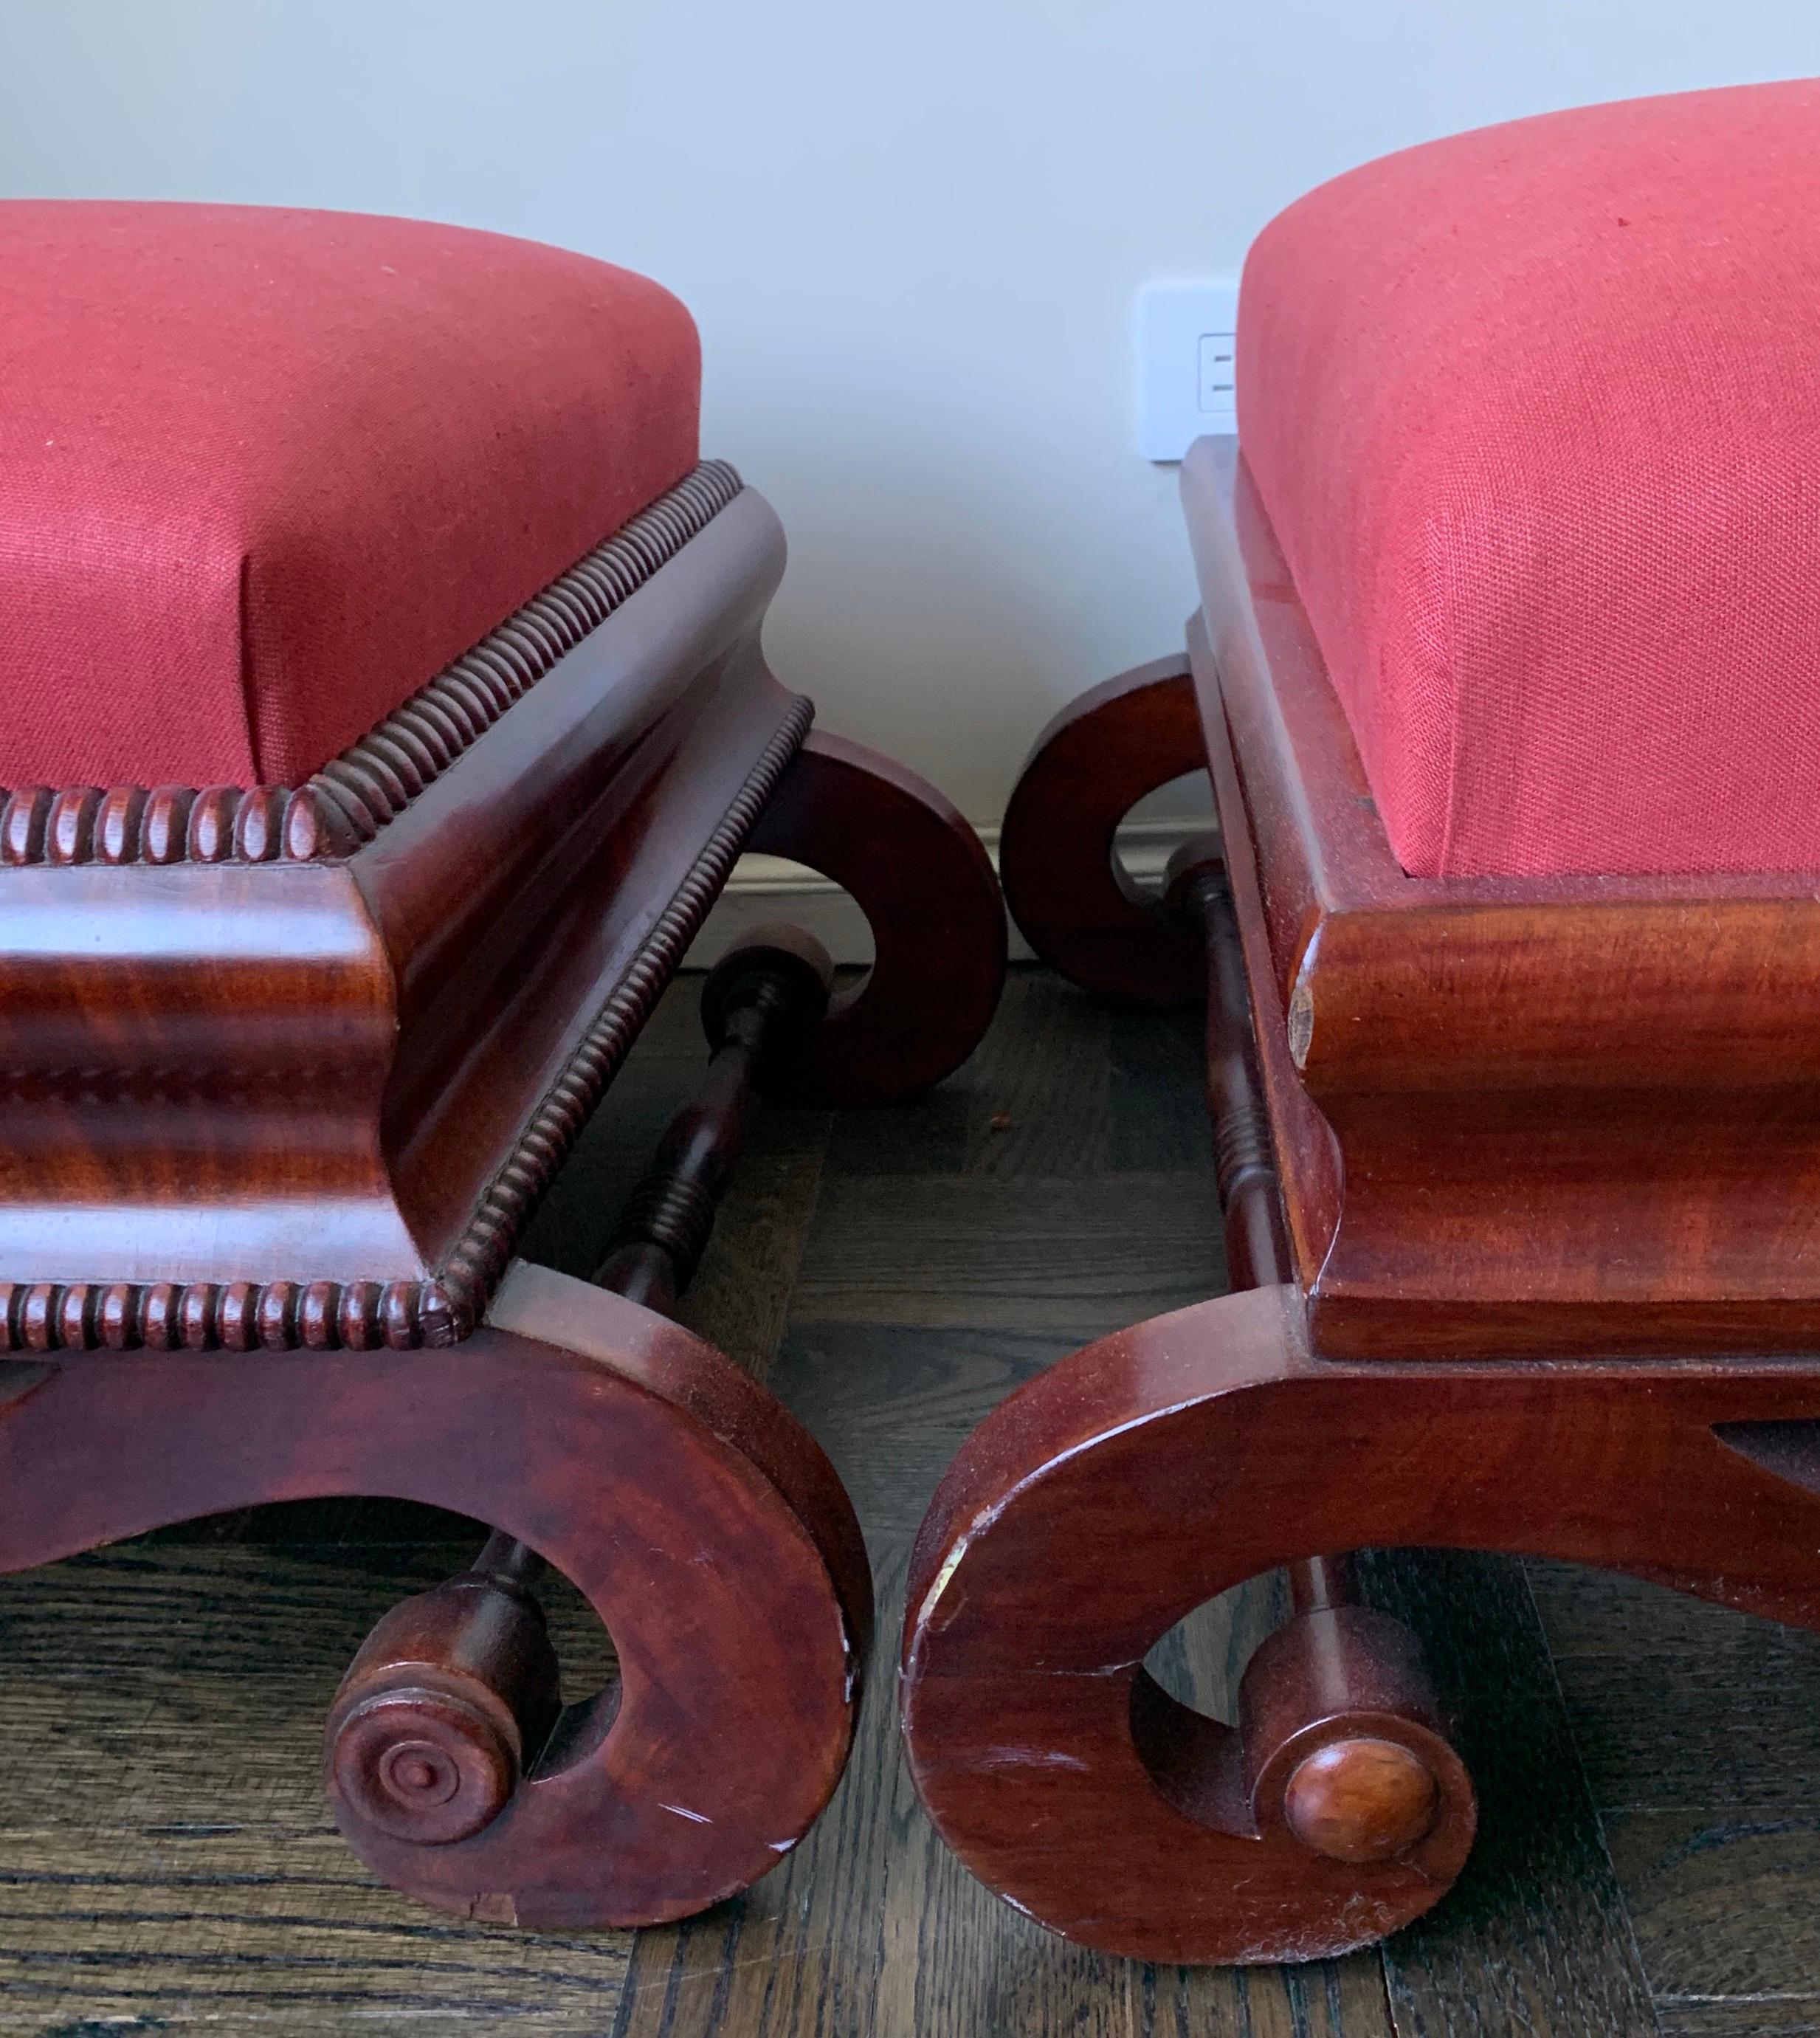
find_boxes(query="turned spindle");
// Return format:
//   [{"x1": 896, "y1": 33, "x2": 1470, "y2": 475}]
[
  {"x1": 325, "y1": 926, "x2": 835, "y2": 1850},
  {"x1": 1165, "y1": 839, "x2": 1458, "y2": 1870},
  {"x1": 593, "y1": 923, "x2": 835, "y2": 1308}
]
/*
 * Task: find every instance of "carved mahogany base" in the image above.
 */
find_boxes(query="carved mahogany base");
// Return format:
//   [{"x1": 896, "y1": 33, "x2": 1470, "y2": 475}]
[
  {"x1": 0, "y1": 458, "x2": 1007, "y2": 1929},
  {"x1": 900, "y1": 1286, "x2": 1820, "y2": 1963},
  {"x1": 0, "y1": 694, "x2": 1005, "y2": 1927},
  {"x1": 312, "y1": 931, "x2": 864, "y2": 1926},
  {"x1": 0, "y1": 480, "x2": 1007, "y2": 1353},
  {"x1": 0, "y1": 1258, "x2": 869, "y2": 1929},
  {"x1": 925, "y1": 660, "x2": 1820, "y2": 1964}
]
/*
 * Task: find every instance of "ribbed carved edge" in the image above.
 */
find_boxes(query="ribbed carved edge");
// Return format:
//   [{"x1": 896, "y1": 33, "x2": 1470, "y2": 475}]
[
  {"x1": 429, "y1": 692, "x2": 817, "y2": 1337},
  {"x1": 0, "y1": 693, "x2": 815, "y2": 1354},
  {"x1": 0, "y1": 461, "x2": 744, "y2": 867},
  {"x1": 0, "y1": 1276, "x2": 440, "y2": 1355}
]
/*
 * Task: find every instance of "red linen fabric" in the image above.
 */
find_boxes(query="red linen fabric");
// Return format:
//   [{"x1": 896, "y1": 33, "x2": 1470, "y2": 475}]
[
  {"x1": 0, "y1": 202, "x2": 699, "y2": 787},
  {"x1": 1235, "y1": 80, "x2": 1820, "y2": 879}
]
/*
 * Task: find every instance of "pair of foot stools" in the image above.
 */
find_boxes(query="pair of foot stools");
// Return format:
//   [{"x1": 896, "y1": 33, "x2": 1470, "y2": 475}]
[{"x1": 7, "y1": 78, "x2": 1820, "y2": 1965}]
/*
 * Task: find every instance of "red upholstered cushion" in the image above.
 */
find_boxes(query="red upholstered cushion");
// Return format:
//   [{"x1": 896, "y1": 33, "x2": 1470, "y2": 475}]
[
  {"x1": 0, "y1": 202, "x2": 698, "y2": 788},
  {"x1": 1235, "y1": 80, "x2": 1820, "y2": 881}
]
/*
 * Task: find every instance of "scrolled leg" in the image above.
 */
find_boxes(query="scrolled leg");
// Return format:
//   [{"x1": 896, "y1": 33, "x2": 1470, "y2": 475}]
[
  {"x1": 999, "y1": 655, "x2": 1209, "y2": 1003},
  {"x1": 899, "y1": 1276, "x2": 1820, "y2": 1962},
  {"x1": 0, "y1": 1270, "x2": 868, "y2": 1929},
  {"x1": 312, "y1": 929, "x2": 866, "y2": 1924},
  {"x1": 0, "y1": 932, "x2": 869, "y2": 1929},
  {"x1": 742, "y1": 730, "x2": 1007, "y2": 1106},
  {"x1": 324, "y1": 1270, "x2": 870, "y2": 1928},
  {"x1": 897, "y1": 1285, "x2": 1476, "y2": 1965},
  {"x1": 897, "y1": 839, "x2": 1475, "y2": 1956}
]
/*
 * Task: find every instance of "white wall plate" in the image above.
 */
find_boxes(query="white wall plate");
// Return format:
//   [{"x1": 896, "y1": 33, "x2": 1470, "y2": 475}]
[{"x1": 1137, "y1": 279, "x2": 1239, "y2": 461}]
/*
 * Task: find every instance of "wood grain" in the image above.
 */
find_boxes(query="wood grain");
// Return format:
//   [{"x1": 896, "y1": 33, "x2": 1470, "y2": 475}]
[
  {"x1": 958, "y1": 970, "x2": 1111, "y2": 1177},
  {"x1": 1183, "y1": 431, "x2": 1820, "y2": 1358},
  {"x1": 995, "y1": 655, "x2": 1207, "y2": 1005},
  {"x1": 615, "y1": 1326, "x2": 1390, "y2": 2038},
  {"x1": 0, "y1": 1828, "x2": 630, "y2": 2032},
  {"x1": 1363, "y1": 1550, "x2": 1658, "y2": 2037},
  {"x1": 790, "y1": 1174, "x2": 1223, "y2": 1336},
  {"x1": 741, "y1": 732, "x2": 1008, "y2": 1109},
  {"x1": 0, "y1": 1264, "x2": 871, "y2": 1935},
  {"x1": 1606, "y1": 1808, "x2": 1820, "y2": 2012},
  {"x1": 674, "y1": 1103, "x2": 833, "y2": 1380},
  {"x1": 518, "y1": 1009, "x2": 832, "y2": 1385},
  {"x1": 615, "y1": 980, "x2": 1391, "y2": 2034},
  {"x1": 1107, "y1": 1003, "x2": 1213, "y2": 1174},
  {"x1": 1529, "y1": 1560, "x2": 1820, "y2": 1818},
  {"x1": 1659, "y1": 2008, "x2": 1820, "y2": 2035},
  {"x1": 1, "y1": 971, "x2": 1796, "y2": 2029},
  {"x1": 0, "y1": 483, "x2": 810, "y2": 1349},
  {"x1": 0, "y1": 1544, "x2": 629, "y2": 2033}
]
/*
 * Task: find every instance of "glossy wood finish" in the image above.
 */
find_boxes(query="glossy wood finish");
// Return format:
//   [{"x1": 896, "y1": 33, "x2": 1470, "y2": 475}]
[
  {"x1": 0, "y1": 484, "x2": 808, "y2": 1344},
  {"x1": 369, "y1": 490, "x2": 810, "y2": 1309},
  {"x1": 947, "y1": 477, "x2": 1820, "y2": 1966},
  {"x1": 745, "y1": 731, "x2": 1008, "y2": 1107},
  {"x1": 1184, "y1": 433, "x2": 1820, "y2": 1359},
  {"x1": 996, "y1": 657, "x2": 1207, "y2": 1005},
  {"x1": 0, "y1": 458, "x2": 1009, "y2": 1929},
  {"x1": 317, "y1": 939, "x2": 868, "y2": 1925},
  {"x1": 0, "y1": 1258, "x2": 866, "y2": 1929},
  {"x1": 0, "y1": 483, "x2": 1006, "y2": 1347},
  {"x1": 0, "y1": 973, "x2": 1712, "y2": 2032},
  {"x1": 595, "y1": 926, "x2": 836, "y2": 1309},
  {"x1": 900, "y1": 1279, "x2": 1820, "y2": 1963},
  {"x1": 1169, "y1": 845, "x2": 1472, "y2": 1881},
  {"x1": 906, "y1": 844, "x2": 1472, "y2": 1964},
  {"x1": 626, "y1": 968, "x2": 1406, "y2": 2034}
]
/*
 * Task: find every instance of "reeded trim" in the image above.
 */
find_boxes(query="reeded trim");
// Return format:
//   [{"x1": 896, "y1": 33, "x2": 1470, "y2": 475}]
[
  {"x1": 430, "y1": 692, "x2": 817, "y2": 1335},
  {"x1": 0, "y1": 460, "x2": 745, "y2": 867},
  {"x1": 0, "y1": 691, "x2": 814, "y2": 1354}
]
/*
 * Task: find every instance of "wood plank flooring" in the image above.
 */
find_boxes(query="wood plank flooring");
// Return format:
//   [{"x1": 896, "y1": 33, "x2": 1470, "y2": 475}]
[{"x1": 0, "y1": 966, "x2": 1807, "y2": 2034}]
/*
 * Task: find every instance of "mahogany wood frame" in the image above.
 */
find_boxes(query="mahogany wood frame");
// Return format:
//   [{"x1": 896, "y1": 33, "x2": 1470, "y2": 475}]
[
  {"x1": 0, "y1": 464, "x2": 1008, "y2": 1927},
  {"x1": 1186, "y1": 436, "x2": 1820, "y2": 1363},
  {"x1": 901, "y1": 433, "x2": 1820, "y2": 1963},
  {"x1": 0, "y1": 469, "x2": 1005, "y2": 1352}
]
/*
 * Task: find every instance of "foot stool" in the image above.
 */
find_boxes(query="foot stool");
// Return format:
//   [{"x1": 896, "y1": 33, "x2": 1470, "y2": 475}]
[
  {"x1": 0, "y1": 202, "x2": 1006, "y2": 1929},
  {"x1": 902, "y1": 78, "x2": 1820, "y2": 1963}
]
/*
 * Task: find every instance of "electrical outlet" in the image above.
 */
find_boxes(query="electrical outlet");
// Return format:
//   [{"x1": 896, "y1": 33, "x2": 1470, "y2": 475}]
[
  {"x1": 1137, "y1": 280, "x2": 1239, "y2": 461},
  {"x1": 1198, "y1": 331, "x2": 1236, "y2": 412}
]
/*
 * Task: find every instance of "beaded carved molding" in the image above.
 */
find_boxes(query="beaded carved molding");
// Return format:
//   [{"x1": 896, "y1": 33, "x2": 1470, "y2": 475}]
[
  {"x1": 0, "y1": 460, "x2": 744, "y2": 867},
  {"x1": 0, "y1": 693, "x2": 816, "y2": 1354},
  {"x1": 0, "y1": 457, "x2": 817, "y2": 1352}
]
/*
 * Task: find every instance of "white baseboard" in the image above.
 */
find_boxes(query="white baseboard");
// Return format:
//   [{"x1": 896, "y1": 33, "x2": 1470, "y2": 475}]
[{"x1": 685, "y1": 818, "x2": 1207, "y2": 968}]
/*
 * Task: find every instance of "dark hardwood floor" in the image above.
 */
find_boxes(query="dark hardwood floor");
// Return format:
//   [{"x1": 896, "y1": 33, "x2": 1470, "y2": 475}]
[{"x1": 0, "y1": 966, "x2": 1810, "y2": 2034}]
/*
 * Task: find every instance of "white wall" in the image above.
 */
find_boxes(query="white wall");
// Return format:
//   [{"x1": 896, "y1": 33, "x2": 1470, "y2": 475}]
[{"x1": 2, "y1": 2, "x2": 1817, "y2": 825}]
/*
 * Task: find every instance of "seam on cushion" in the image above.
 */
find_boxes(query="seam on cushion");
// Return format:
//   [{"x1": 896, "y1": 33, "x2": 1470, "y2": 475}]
[
  {"x1": 1434, "y1": 640, "x2": 1466, "y2": 880},
  {"x1": 1421, "y1": 497, "x2": 1469, "y2": 881},
  {"x1": 237, "y1": 550, "x2": 266, "y2": 787}
]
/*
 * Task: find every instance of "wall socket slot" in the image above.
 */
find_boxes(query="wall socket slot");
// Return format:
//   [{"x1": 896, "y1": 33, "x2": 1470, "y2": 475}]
[{"x1": 1138, "y1": 280, "x2": 1239, "y2": 461}]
